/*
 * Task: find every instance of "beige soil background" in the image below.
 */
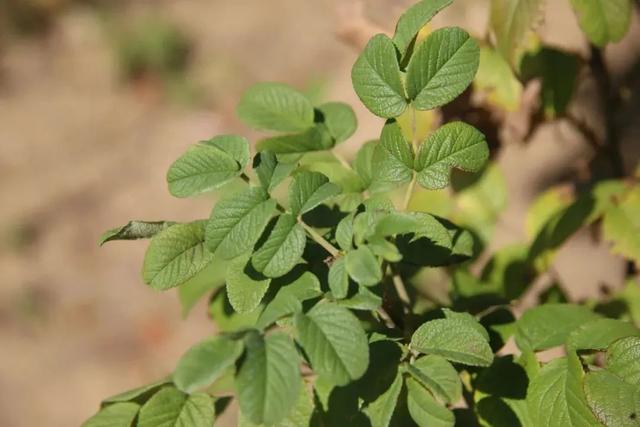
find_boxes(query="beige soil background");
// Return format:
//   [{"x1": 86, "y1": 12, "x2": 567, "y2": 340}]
[{"x1": 0, "y1": 1, "x2": 638, "y2": 426}]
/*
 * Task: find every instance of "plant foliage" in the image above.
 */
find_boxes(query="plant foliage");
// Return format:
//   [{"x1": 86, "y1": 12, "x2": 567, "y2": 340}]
[{"x1": 86, "y1": 1, "x2": 639, "y2": 426}]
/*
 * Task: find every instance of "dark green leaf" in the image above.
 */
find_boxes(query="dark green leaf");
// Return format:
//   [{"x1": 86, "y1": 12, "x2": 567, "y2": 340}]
[
  {"x1": 410, "y1": 317, "x2": 493, "y2": 366},
  {"x1": 365, "y1": 372, "x2": 403, "y2": 427},
  {"x1": 173, "y1": 336, "x2": 244, "y2": 393},
  {"x1": 406, "y1": 355, "x2": 462, "y2": 405},
  {"x1": 288, "y1": 171, "x2": 341, "y2": 215},
  {"x1": 406, "y1": 27, "x2": 479, "y2": 110},
  {"x1": 295, "y1": 302, "x2": 369, "y2": 385},
  {"x1": 392, "y1": 0, "x2": 453, "y2": 57},
  {"x1": 252, "y1": 214, "x2": 306, "y2": 278},
  {"x1": 352, "y1": 34, "x2": 408, "y2": 118},
  {"x1": 83, "y1": 402, "x2": 140, "y2": 427},
  {"x1": 137, "y1": 387, "x2": 215, "y2": 427},
  {"x1": 253, "y1": 151, "x2": 297, "y2": 193},
  {"x1": 415, "y1": 122, "x2": 488, "y2": 190},
  {"x1": 143, "y1": 221, "x2": 214, "y2": 291},
  {"x1": 372, "y1": 120, "x2": 414, "y2": 184},
  {"x1": 406, "y1": 378, "x2": 455, "y2": 427},
  {"x1": 205, "y1": 187, "x2": 276, "y2": 259},
  {"x1": 235, "y1": 332, "x2": 302, "y2": 425}
]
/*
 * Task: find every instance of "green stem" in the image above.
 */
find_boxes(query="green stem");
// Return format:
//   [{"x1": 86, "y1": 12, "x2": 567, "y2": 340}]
[{"x1": 299, "y1": 220, "x2": 340, "y2": 258}]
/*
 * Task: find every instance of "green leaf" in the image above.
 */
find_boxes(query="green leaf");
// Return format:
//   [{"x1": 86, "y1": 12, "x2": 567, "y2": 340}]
[
  {"x1": 372, "y1": 120, "x2": 414, "y2": 184},
  {"x1": 406, "y1": 27, "x2": 480, "y2": 111},
  {"x1": 237, "y1": 82, "x2": 315, "y2": 132},
  {"x1": 178, "y1": 259, "x2": 227, "y2": 317},
  {"x1": 167, "y1": 136, "x2": 248, "y2": 198},
  {"x1": 102, "y1": 378, "x2": 171, "y2": 405},
  {"x1": 415, "y1": 122, "x2": 488, "y2": 190},
  {"x1": 317, "y1": 102, "x2": 357, "y2": 144},
  {"x1": 205, "y1": 187, "x2": 276, "y2": 259},
  {"x1": 295, "y1": 302, "x2": 369, "y2": 385},
  {"x1": 137, "y1": 387, "x2": 215, "y2": 427},
  {"x1": 527, "y1": 355, "x2": 601, "y2": 426},
  {"x1": 252, "y1": 215, "x2": 306, "y2": 278},
  {"x1": 392, "y1": 0, "x2": 453, "y2": 57},
  {"x1": 520, "y1": 48, "x2": 579, "y2": 118},
  {"x1": 353, "y1": 141, "x2": 378, "y2": 189},
  {"x1": 257, "y1": 124, "x2": 334, "y2": 154},
  {"x1": 474, "y1": 47, "x2": 523, "y2": 111},
  {"x1": 570, "y1": 0, "x2": 632, "y2": 47},
  {"x1": 336, "y1": 213, "x2": 355, "y2": 251},
  {"x1": 585, "y1": 369, "x2": 640, "y2": 427},
  {"x1": 253, "y1": 151, "x2": 297, "y2": 193},
  {"x1": 143, "y1": 221, "x2": 214, "y2": 291},
  {"x1": 235, "y1": 332, "x2": 302, "y2": 425},
  {"x1": 490, "y1": 0, "x2": 545, "y2": 62},
  {"x1": 226, "y1": 256, "x2": 271, "y2": 314},
  {"x1": 442, "y1": 308, "x2": 490, "y2": 341},
  {"x1": 328, "y1": 257, "x2": 350, "y2": 299},
  {"x1": 288, "y1": 171, "x2": 341, "y2": 215},
  {"x1": 173, "y1": 336, "x2": 244, "y2": 393},
  {"x1": 238, "y1": 385, "x2": 314, "y2": 427},
  {"x1": 603, "y1": 186, "x2": 640, "y2": 265},
  {"x1": 345, "y1": 246, "x2": 382, "y2": 287},
  {"x1": 352, "y1": 34, "x2": 408, "y2": 119},
  {"x1": 256, "y1": 272, "x2": 322, "y2": 329},
  {"x1": 515, "y1": 304, "x2": 601, "y2": 351},
  {"x1": 406, "y1": 378, "x2": 455, "y2": 427},
  {"x1": 567, "y1": 318, "x2": 639, "y2": 352},
  {"x1": 83, "y1": 402, "x2": 140, "y2": 427},
  {"x1": 99, "y1": 220, "x2": 175, "y2": 246},
  {"x1": 365, "y1": 372, "x2": 403, "y2": 427},
  {"x1": 410, "y1": 317, "x2": 493, "y2": 367},
  {"x1": 338, "y1": 285, "x2": 383, "y2": 311},
  {"x1": 406, "y1": 355, "x2": 461, "y2": 405},
  {"x1": 606, "y1": 336, "x2": 640, "y2": 386}
]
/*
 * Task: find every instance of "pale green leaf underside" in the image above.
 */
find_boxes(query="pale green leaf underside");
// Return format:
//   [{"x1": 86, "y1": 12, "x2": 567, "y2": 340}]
[
  {"x1": 406, "y1": 378, "x2": 455, "y2": 427},
  {"x1": 317, "y1": 102, "x2": 358, "y2": 144},
  {"x1": 515, "y1": 303, "x2": 601, "y2": 351},
  {"x1": 236, "y1": 333, "x2": 302, "y2": 425},
  {"x1": 289, "y1": 171, "x2": 341, "y2": 215},
  {"x1": 237, "y1": 82, "x2": 315, "y2": 133},
  {"x1": 173, "y1": 336, "x2": 244, "y2": 393},
  {"x1": 328, "y1": 257, "x2": 350, "y2": 299},
  {"x1": 570, "y1": 0, "x2": 632, "y2": 47},
  {"x1": 167, "y1": 136, "x2": 248, "y2": 198},
  {"x1": 406, "y1": 27, "x2": 479, "y2": 110},
  {"x1": 143, "y1": 221, "x2": 214, "y2": 291},
  {"x1": 566, "y1": 318, "x2": 640, "y2": 352},
  {"x1": 490, "y1": 0, "x2": 545, "y2": 61},
  {"x1": 415, "y1": 121, "x2": 488, "y2": 190},
  {"x1": 252, "y1": 214, "x2": 306, "y2": 278},
  {"x1": 373, "y1": 120, "x2": 414, "y2": 183},
  {"x1": 607, "y1": 336, "x2": 640, "y2": 386},
  {"x1": 205, "y1": 187, "x2": 276, "y2": 259},
  {"x1": 407, "y1": 354, "x2": 462, "y2": 405},
  {"x1": 99, "y1": 220, "x2": 175, "y2": 246},
  {"x1": 392, "y1": 0, "x2": 454, "y2": 56},
  {"x1": 584, "y1": 369, "x2": 640, "y2": 427},
  {"x1": 410, "y1": 317, "x2": 493, "y2": 366},
  {"x1": 137, "y1": 387, "x2": 215, "y2": 427},
  {"x1": 226, "y1": 256, "x2": 271, "y2": 314},
  {"x1": 345, "y1": 246, "x2": 382, "y2": 287},
  {"x1": 295, "y1": 302, "x2": 369, "y2": 386},
  {"x1": 83, "y1": 402, "x2": 140, "y2": 427},
  {"x1": 527, "y1": 355, "x2": 600, "y2": 427},
  {"x1": 352, "y1": 34, "x2": 408, "y2": 118}
]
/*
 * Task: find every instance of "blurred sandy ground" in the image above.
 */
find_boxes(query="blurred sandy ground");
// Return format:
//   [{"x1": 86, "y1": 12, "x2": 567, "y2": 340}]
[{"x1": 0, "y1": 1, "x2": 638, "y2": 426}]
